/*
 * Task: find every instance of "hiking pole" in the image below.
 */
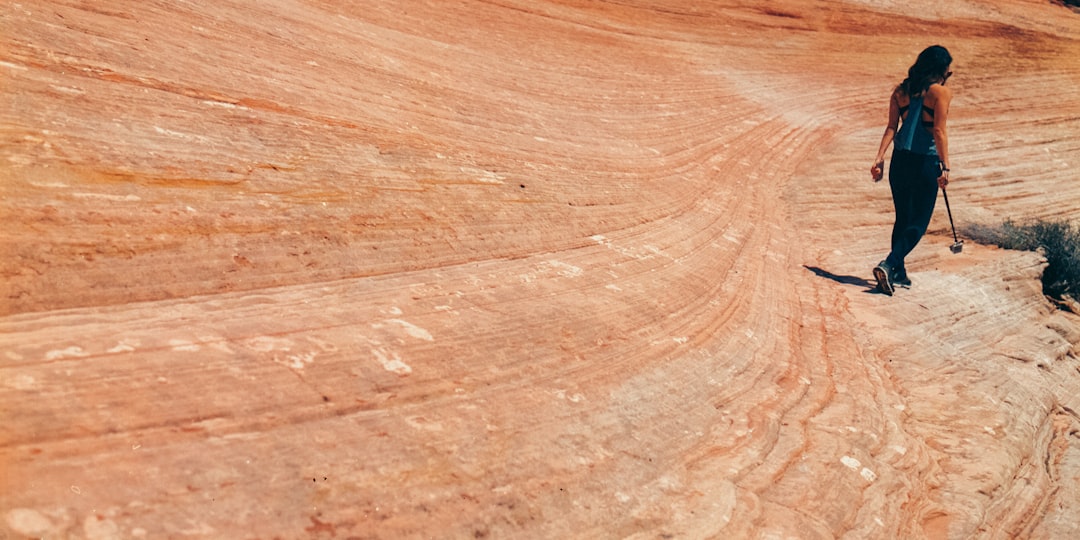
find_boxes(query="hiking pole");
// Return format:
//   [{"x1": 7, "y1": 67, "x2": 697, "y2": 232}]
[{"x1": 942, "y1": 187, "x2": 964, "y2": 253}]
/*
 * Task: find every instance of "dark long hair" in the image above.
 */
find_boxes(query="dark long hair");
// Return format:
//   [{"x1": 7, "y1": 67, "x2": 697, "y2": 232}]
[{"x1": 898, "y1": 45, "x2": 952, "y2": 96}]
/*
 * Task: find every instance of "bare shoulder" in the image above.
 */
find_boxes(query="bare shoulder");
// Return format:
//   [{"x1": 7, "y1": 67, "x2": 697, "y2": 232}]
[
  {"x1": 927, "y1": 83, "x2": 953, "y2": 100},
  {"x1": 891, "y1": 87, "x2": 908, "y2": 106}
]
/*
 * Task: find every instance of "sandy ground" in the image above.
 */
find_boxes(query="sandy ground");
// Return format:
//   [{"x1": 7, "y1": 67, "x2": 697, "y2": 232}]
[{"x1": 3, "y1": 0, "x2": 1080, "y2": 538}]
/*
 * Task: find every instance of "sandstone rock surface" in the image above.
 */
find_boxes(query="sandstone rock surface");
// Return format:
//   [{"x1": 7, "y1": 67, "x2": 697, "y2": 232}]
[{"x1": 3, "y1": 1, "x2": 1080, "y2": 538}]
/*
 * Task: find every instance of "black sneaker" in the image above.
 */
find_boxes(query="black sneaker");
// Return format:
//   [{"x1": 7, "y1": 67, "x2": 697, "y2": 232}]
[
  {"x1": 873, "y1": 261, "x2": 894, "y2": 296},
  {"x1": 892, "y1": 269, "x2": 912, "y2": 288}
]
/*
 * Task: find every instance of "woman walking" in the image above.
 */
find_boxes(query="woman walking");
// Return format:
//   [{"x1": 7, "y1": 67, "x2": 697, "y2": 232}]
[{"x1": 870, "y1": 45, "x2": 954, "y2": 295}]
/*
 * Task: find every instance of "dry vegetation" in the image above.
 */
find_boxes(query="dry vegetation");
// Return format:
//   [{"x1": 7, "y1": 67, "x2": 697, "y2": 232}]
[{"x1": 966, "y1": 219, "x2": 1080, "y2": 310}]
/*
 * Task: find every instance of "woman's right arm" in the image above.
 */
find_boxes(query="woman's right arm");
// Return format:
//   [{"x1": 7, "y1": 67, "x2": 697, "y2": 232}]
[
  {"x1": 928, "y1": 83, "x2": 953, "y2": 187},
  {"x1": 871, "y1": 91, "x2": 901, "y2": 181}
]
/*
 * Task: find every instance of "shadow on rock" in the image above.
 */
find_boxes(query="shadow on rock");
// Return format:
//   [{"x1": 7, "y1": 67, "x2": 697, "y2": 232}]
[{"x1": 803, "y1": 265, "x2": 876, "y2": 290}]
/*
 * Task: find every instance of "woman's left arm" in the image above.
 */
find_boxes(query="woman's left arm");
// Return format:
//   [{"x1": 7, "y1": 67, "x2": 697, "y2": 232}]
[
  {"x1": 871, "y1": 91, "x2": 902, "y2": 181},
  {"x1": 930, "y1": 84, "x2": 953, "y2": 187}
]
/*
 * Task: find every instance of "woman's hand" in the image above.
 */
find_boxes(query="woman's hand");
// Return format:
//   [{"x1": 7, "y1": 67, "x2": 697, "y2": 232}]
[
  {"x1": 938, "y1": 169, "x2": 950, "y2": 188},
  {"x1": 871, "y1": 160, "x2": 885, "y2": 182}
]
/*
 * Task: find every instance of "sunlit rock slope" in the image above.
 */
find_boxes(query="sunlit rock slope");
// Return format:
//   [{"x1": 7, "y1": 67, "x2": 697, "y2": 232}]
[{"x1": 3, "y1": 0, "x2": 1080, "y2": 538}]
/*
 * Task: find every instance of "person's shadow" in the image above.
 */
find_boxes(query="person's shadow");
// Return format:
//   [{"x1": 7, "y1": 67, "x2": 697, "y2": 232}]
[{"x1": 803, "y1": 265, "x2": 877, "y2": 291}]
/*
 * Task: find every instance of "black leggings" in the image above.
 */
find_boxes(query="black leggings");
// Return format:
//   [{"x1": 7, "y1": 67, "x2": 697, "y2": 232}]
[{"x1": 885, "y1": 150, "x2": 940, "y2": 272}]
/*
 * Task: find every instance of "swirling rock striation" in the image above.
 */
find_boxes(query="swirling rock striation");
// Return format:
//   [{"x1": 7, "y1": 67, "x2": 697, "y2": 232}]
[{"x1": 2, "y1": 0, "x2": 1079, "y2": 538}]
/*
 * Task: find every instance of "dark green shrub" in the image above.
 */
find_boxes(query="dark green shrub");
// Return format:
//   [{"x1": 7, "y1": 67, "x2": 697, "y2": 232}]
[{"x1": 964, "y1": 219, "x2": 1080, "y2": 304}]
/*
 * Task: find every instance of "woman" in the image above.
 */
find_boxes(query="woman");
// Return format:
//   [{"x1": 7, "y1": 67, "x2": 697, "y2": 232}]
[{"x1": 870, "y1": 45, "x2": 953, "y2": 296}]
